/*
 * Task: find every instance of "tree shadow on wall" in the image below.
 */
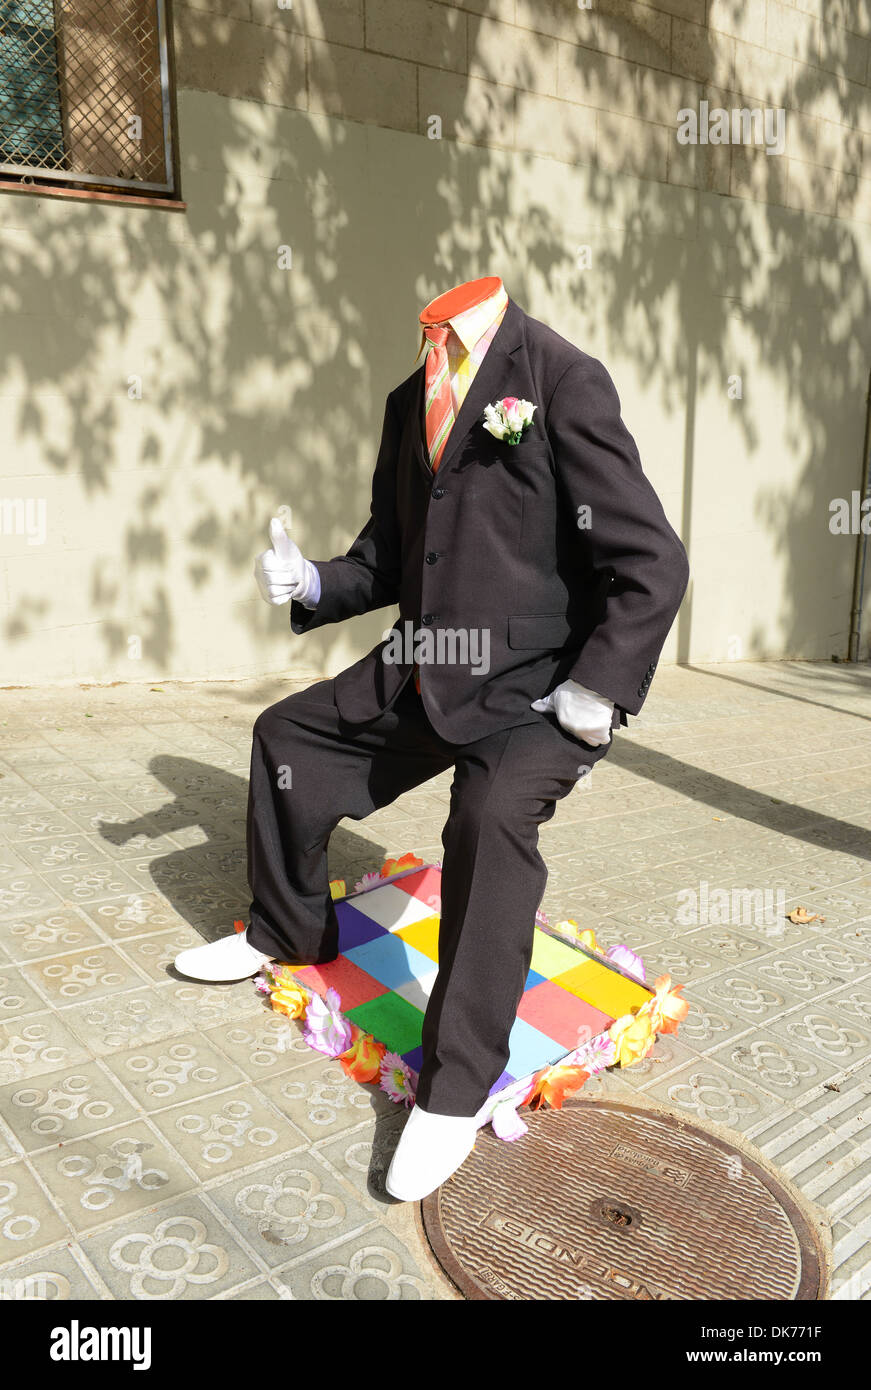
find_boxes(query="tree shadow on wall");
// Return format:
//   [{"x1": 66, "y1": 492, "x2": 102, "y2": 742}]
[{"x1": 1, "y1": 0, "x2": 870, "y2": 678}]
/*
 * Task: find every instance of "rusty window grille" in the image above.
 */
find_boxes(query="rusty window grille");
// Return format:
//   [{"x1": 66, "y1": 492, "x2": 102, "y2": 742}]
[{"x1": 0, "y1": 0, "x2": 176, "y2": 195}]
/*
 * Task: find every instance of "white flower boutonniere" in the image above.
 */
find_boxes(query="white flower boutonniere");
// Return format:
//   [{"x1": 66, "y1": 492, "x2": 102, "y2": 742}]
[{"x1": 483, "y1": 396, "x2": 537, "y2": 446}]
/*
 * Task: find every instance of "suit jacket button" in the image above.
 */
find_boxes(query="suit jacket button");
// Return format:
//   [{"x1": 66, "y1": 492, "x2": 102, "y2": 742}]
[
  {"x1": 421, "y1": 613, "x2": 434, "y2": 625},
  {"x1": 425, "y1": 552, "x2": 438, "y2": 565},
  {"x1": 432, "y1": 488, "x2": 445, "y2": 499}
]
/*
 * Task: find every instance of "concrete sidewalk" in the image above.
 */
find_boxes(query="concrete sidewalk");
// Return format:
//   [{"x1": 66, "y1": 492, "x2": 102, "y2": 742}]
[{"x1": 0, "y1": 660, "x2": 869, "y2": 1300}]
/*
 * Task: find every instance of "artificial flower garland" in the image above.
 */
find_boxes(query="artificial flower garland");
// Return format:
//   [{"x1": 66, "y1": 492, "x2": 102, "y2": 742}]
[{"x1": 253, "y1": 854, "x2": 689, "y2": 1141}]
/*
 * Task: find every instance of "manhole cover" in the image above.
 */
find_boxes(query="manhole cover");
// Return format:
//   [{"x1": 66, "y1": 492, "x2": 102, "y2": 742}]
[{"x1": 420, "y1": 1099, "x2": 826, "y2": 1301}]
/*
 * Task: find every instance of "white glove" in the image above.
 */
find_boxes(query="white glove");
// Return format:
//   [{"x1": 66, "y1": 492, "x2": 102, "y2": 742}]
[
  {"x1": 254, "y1": 517, "x2": 319, "y2": 607},
  {"x1": 531, "y1": 679, "x2": 614, "y2": 746}
]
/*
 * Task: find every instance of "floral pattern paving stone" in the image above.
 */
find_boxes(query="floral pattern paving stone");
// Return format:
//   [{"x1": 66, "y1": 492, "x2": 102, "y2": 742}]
[
  {"x1": 202, "y1": 1015, "x2": 319, "y2": 1080},
  {"x1": 766, "y1": 993, "x2": 871, "y2": 1070},
  {"x1": 158, "y1": 979, "x2": 264, "y2": 1032},
  {"x1": 79, "y1": 1196, "x2": 261, "y2": 1300},
  {"x1": 274, "y1": 1225, "x2": 443, "y2": 1301},
  {"x1": 0, "y1": 1059, "x2": 139, "y2": 1153},
  {"x1": 147, "y1": 1086, "x2": 308, "y2": 1181},
  {"x1": 61, "y1": 989, "x2": 191, "y2": 1057},
  {"x1": 0, "y1": 877, "x2": 65, "y2": 920},
  {"x1": 115, "y1": 928, "x2": 207, "y2": 983},
  {"x1": 0, "y1": 909, "x2": 104, "y2": 963},
  {"x1": 256, "y1": 1057, "x2": 395, "y2": 1144},
  {"x1": 103, "y1": 1034, "x2": 247, "y2": 1113},
  {"x1": 206, "y1": 1152, "x2": 374, "y2": 1270},
  {"x1": 28, "y1": 1121, "x2": 198, "y2": 1235},
  {"x1": 81, "y1": 894, "x2": 182, "y2": 941},
  {"x1": 706, "y1": 1028, "x2": 841, "y2": 1101},
  {"x1": 19, "y1": 947, "x2": 149, "y2": 1008},
  {"x1": 0, "y1": 967, "x2": 56, "y2": 1021},
  {"x1": 641, "y1": 1058, "x2": 788, "y2": 1132},
  {"x1": 0, "y1": 1243, "x2": 105, "y2": 1300},
  {"x1": 0, "y1": 1011, "x2": 92, "y2": 1085},
  {"x1": 0, "y1": 1160, "x2": 71, "y2": 1268}
]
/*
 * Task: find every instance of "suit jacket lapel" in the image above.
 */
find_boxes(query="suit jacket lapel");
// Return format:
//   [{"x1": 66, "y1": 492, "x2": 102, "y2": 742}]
[{"x1": 413, "y1": 295, "x2": 526, "y2": 482}]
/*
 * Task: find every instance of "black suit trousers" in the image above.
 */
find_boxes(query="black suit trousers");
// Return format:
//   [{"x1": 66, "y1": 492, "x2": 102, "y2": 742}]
[{"x1": 245, "y1": 671, "x2": 612, "y2": 1115}]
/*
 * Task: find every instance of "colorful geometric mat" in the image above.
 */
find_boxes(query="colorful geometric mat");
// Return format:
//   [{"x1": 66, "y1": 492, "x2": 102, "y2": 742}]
[{"x1": 287, "y1": 864, "x2": 654, "y2": 1099}]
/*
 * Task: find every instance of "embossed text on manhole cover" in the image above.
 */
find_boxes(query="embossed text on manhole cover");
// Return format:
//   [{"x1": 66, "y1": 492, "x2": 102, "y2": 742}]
[{"x1": 420, "y1": 1099, "x2": 826, "y2": 1301}]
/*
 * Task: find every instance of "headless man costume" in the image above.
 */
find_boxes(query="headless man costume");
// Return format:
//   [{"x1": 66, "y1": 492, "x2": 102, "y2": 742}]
[{"x1": 177, "y1": 278, "x2": 689, "y2": 1196}]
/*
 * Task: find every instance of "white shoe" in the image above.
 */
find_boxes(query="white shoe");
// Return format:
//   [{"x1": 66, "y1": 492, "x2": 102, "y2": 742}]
[
  {"x1": 385, "y1": 1104, "x2": 479, "y2": 1202},
  {"x1": 174, "y1": 927, "x2": 275, "y2": 982}
]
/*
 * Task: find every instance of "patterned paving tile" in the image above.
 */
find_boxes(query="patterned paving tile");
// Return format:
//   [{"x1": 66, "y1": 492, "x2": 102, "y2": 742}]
[
  {"x1": 114, "y1": 927, "x2": 206, "y2": 983},
  {"x1": 0, "y1": 1160, "x2": 71, "y2": 1267},
  {"x1": 148, "y1": 1087, "x2": 308, "y2": 1180},
  {"x1": 0, "y1": 908, "x2": 104, "y2": 964},
  {"x1": 673, "y1": 995, "x2": 756, "y2": 1053},
  {"x1": 687, "y1": 970, "x2": 807, "y2": 1028},
  {"x1": 0, "y1": 1243, "x2": 105, "y2": 1300},
  {"x1": 19, "y1": 946, "x2": 149, "y2": 1007},
  {"x1": 103, "y1": 1035, "x2": 247, "y2": 1113},
  {"x1": 256, "y1": 1058, "x2": 394, "y2": 1143},
  {"x1": 640, "y1": 1057, "x2": 787, "y2": 1133},
  {"x1": 28, "y1": 1121, "x2": 198, "y2": 1235},
  {"x1": 80, "y1": 1196, "x2": 262, "y2": 1300},
  {"x1": 671, "y1": 924, "x2": 778, "y2": 967},
  {"x1": 706, "y1": 1027, "x2": 841, "y2": 1102},
  {"x1": 202, "y1": 1014, "x2": 320, "y2": 1081},
  {"x1": 61, "y1": 988, "x2": 191, "y2": 1057},
  {"x1": 0, "y1": 1059, "x2": 138, "y2": 1153},
  {"x1": 273, "y1": 1223, "x2": 447, "y2": 1300},
  {"x1": 624, "y1": 937, "x2": 729, "y2": 986},
  {"x1": 748, "y1": 948, "x2": 858, "y2": 999},
  {"x1": 205, "y1": 1152, "x2": 373, "y2": 1270},
  {"x1": 82, "y1": 893, "x2": 183, "y2": 941},
  {"x1": 313, "y1": 1111, "x2": 408, "y2": 1204},
  {"x1": 39, "y1": 865, "x2": 146, "y2": 907},
  {"x1": 0, "y1": 876, "x2": 65, "y2": 921},
  {"x1": 0, "y1": 1011, "x2": 92, "y2": 1085},
  {"x1": 765, "y1": 993, "x2": 871, "y2": 1072},
  {"x1": 156, "y1": 979, "x2": 264, "y2": 1032},
  {"x1": 0, "y1": 966, "x2": 55, "y2": 1021}
]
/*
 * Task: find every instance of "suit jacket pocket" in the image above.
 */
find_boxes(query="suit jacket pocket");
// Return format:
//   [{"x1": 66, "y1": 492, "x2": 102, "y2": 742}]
[{"x1": 507, "y1": 613, "x2": 574, "y2": 649}]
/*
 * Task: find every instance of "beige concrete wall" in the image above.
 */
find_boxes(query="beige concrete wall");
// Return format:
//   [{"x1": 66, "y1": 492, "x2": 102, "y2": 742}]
[{"x1": 2, "y1": 0, "x2": 871, "y2": 686}]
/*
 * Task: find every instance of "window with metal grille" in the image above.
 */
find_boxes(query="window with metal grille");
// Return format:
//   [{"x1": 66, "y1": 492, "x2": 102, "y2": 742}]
[{"x1": 0, "y1": 0, "x2": 177, "y2": 196}]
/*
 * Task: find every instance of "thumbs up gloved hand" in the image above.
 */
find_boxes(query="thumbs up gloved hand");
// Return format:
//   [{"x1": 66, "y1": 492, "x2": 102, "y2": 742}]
[
  {"x1": 254, "y1": 517, "x2": 321, "y2": 609},
  {"x1": 530, "y1": 679, "x2": 614, "y2": 747}
]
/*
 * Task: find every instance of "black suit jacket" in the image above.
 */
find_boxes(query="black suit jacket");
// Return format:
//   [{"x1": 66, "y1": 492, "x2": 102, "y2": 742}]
[{"x1": 290, "y1": 295, "x2": 689, "y2": 745}]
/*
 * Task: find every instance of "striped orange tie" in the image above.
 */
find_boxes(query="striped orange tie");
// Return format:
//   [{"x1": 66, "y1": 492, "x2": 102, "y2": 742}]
[{"x1": 424, "y1": 324, "x2": 454, "y2": 473}]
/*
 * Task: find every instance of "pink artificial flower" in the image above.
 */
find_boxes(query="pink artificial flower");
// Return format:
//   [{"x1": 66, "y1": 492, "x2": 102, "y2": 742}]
[
  {"x1": 606, "y1": 944, "x2": 646, "y2": 982},
  {"x1": 303, "y1": 987, "x2": 352, "y2": 1057},
  {"x1": 380, "y1": 1052, "x2": 417, "y2": 1107},
  {"x1": 353, "y1": 871, "x2": 382, "y2": 894},
  {"x1": 253, "y1": 972, "x2": 272, "y2": 995},
  {"x1": 490, "y1": 1098, "x2": 529, "y2": 1142},
  {"x1": 583, "y1": 1033, "x2": 617, "y2": 1074}
]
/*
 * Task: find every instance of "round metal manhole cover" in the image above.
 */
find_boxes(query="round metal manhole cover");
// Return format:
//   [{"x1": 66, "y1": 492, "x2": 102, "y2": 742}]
[{"x1": 420, "y1": 1099, "x2": 826, "y2": 1301}]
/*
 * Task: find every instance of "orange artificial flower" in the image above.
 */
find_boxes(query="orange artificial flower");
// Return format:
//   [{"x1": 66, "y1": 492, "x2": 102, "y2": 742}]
[
  {"x1": 648, "y1": 974, "x2": 689, "y2": 1035},
  {"x1": 337, "y1": 1027, "x2": 387, "y2": 1084},
  {"x1": 268, "y1": 971, "x2": 308, "y2": 1020},
  {"x1": 526, "y1": 1064, "x2": 590, "y2": 1111},
  {"x1": 609, "y1": 1011, "x2": 656, "y2": 1068},
  {"x1": 380, "y1": 853, "x2": 423, "y2": 879}
]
